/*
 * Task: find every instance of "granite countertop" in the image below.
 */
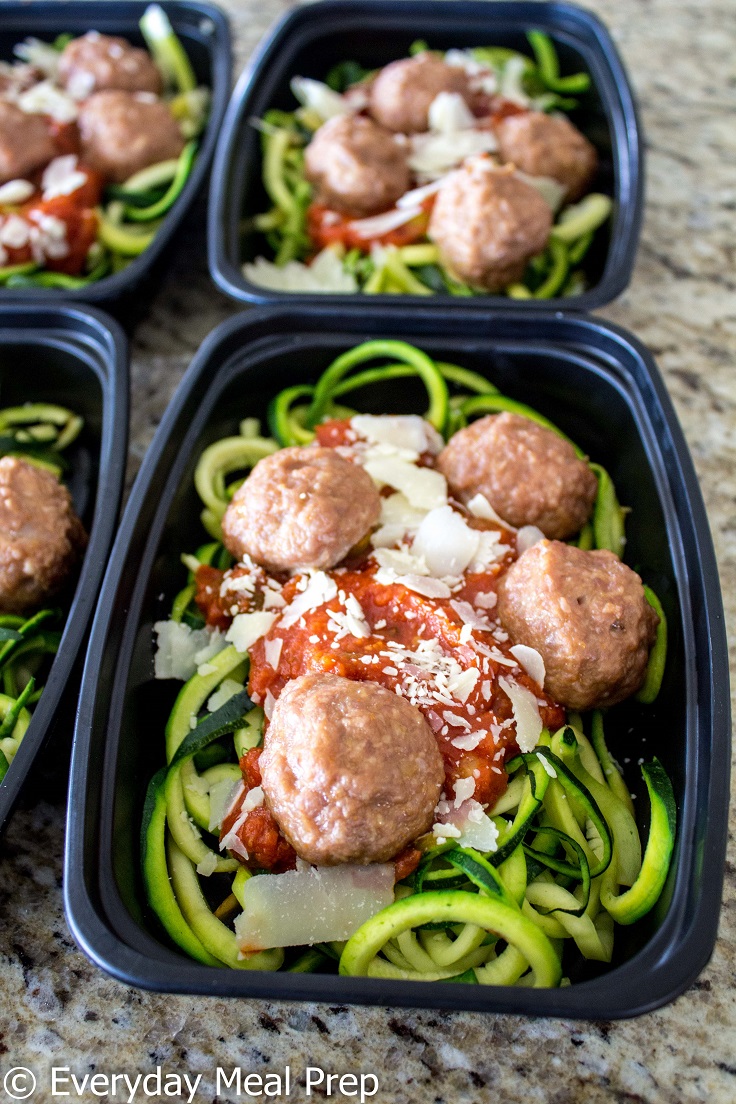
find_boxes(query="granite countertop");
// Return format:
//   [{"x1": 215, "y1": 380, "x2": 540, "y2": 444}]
[{"x1": 1, "y1": 1, "x2": 734, "y2": 1100}]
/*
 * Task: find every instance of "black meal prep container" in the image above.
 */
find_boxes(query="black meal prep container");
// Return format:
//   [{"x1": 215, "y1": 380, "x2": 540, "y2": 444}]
[
  {"x1": 0, "y1": 1, "x2": 231, "y2": 305},
  {"x1": 64, "y1": 305, "x2": 730, "y2": 1017},
  {"x1": 0, "y1": 303, "x2": 128, "y2": 833},
  {"x1": 208, "y1": 0, "x2": 642, "y2": 311}
]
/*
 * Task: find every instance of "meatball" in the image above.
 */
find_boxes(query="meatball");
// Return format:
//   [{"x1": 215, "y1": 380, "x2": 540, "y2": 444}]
[
  {"x1": 437, "y1": 412, "x2": 597, "y2": 539},
  {"x1": 0, "y1": 456, "x2": 87, "y2": 615},
  {"x1": 222, "y1": 446, "x2": 381, "y2": 573},
  {"x1": 428, "y1": 160, "x2": 552, "y2": 290},
  {"x1": 77, "y1": 90, "x2": 184, "y2": 184},
  {"x1": 304, "y1": 114, "x2": 410, "y2": 218},
  {"x1": 59, "y1": 32, "x2": 162, "y2": 97},
  {"x1": 497, "y1": 540, "x2": 659, "y2": 711},
  {"x1": 495, "y1": 111, "x2": 598, "y2": 202},
  {"x1": 369, "y1": 53, "x2": 471, "y2": 133},
  {"x1": 0, "y1": 101, "x2": 55, "y2": 186},
  {"x1": 260, "y1": 673, "x2": 444, "y2": 865}
]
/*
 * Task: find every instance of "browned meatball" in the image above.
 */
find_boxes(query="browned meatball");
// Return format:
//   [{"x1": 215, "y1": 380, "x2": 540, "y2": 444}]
[
  {"x1": 78, "y1": 90, "x2": 184, "y2": 184},
  {"x1": 59, "y1": 32, "x2": 162, "y2": 97},
  {"x1": 0, "y1": 456, "x2": 87, "y2": 615},
  {"x1": 495, "y1": 111, "x2": 598, "y2": 202},
  {"x1": 369, "y1": 53, "x2": 471, "y2": 133},
  {"x1": 222, "y1": 446, "x2": 381, "y2": 573},
  {"x1": 260, "y1": 673, "x2": 444, "y2": 865},
  {"x1": 437, "y1": 412, "x2": 597, "y2": 539},
  {"x1": 0, "y1": 101, "x2": 55, "y2": 185},
  {"x1": 304, "y1": 114, "x2": 410, "y2": 218},
  {"x1": 497, "y1": 540, "x2": 659, "y2": 711},
  {"x1": 428, "y1": 160, "x2": 552, "y2": 290}
]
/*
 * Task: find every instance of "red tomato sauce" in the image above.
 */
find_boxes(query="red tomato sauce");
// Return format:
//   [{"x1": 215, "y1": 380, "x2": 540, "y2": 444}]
[{"x1": 307, "y1": 199, "x2": 432, "y2": 255}]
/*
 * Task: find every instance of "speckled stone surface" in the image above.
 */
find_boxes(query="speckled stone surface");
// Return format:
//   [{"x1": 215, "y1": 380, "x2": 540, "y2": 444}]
[{"x1": 1, "y1": 1, "x2": 735, "y2": 1101}]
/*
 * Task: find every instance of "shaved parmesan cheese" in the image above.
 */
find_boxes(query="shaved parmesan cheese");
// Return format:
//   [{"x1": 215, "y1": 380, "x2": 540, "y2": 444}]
[
  {"x1": 428, "y1": 91, "x2": 477, "y2": 133},
  {"x1": 474, "y1": 591, "x2": 497, "y2": 610},
  {"x1": 412, "y1": 505, "x2": 480, "y2": 577},
  {"x1": 226, "y1": 611, "x2": 278, "y2": 653},
  {"x1": 537, "y1": 752, "x2": 557, "y2": 779},
  {"x1": 264, "y1": 637, "x2": 284, "y2": 670},
  {"x1": 372, "y1": 492, "x2": 427, "y2": 548},
  {"x1": 263, "y1": 690, "x2": 276, "y2": 720},
  {"x1": 409, "y1": 129, "x2": 497, "y2": 181},
  {"x1": 451, "y1": 729, "x2": 486, "y2": 751},
  {"x1": 453, "y1": 775, "x2": 476, "y2": 807},
  {"x1": 153, "y1": 621, "x2": 218, "y2": 681},
  {"x1": 18, "y1": 80, "x2": 77, "y2": 122},
  {"x1": 467, "y1": 493, "x2": 515, "y2": 529},
  {"x1": 0, "y1": 179, "x2": 34, "y2": 205},
  {"x1": 397, "y1": 173, "x2": 457, "y2": 209},
  {"x1": 515, "y1": 170, "x2": 567, "y2": 213},
  {"x1": 457, "y1": 802, "x2": 499, "y2": 852},
  {"x1": 208, "y1": 778, "x2": 243, "y2": 833},
  {"x1": 351, "y1": 414, "x2": 435, "y2": 455},
  {"x1": 447, "y1": 667, "x2": 480, "y2": 703},
  {"x1": 392, "y1": 574, "x2": 452, "y2": 599},
  {"x1": 517, "y1": 525, "x2": 546, "y2": 553},
  {"x1": 499, "y1": 676, "x2": 542, "y2": 753},
  {"x1": 234, "y1": 863, "x2": 395, "y2": 951},
  {"x1": 449, "y1": 599, "x2": 493, "y2": 632},
  {"x1": 510, "y1": 644, "x2": 546, "y2": 687},
  {"x1": 432, "y1": 822, "x2": 462, "y2": 843},
  {"x1": 372, "y1": 546, "x2": 428, "y2": 576},
  {"x1": 470, "y1": 529, "x2": 506, "y2": 570},
  {"x1": 243, "y1": 248, "x2": 358, "y2": 293},
  {"x1": 347, "y1": 206, "x2": 422, "y2": 239},
  {"x1": 196, "y1": 851, "x2": 219, "y2": 877},
  {"x1": 280, "y1": 571, "x2": 338, "y2": 628},
  {"x1": 207, "y1": 677, "x2": 244, "y2": 714},
  {"x1": 290, "y1": 76, "x2": 357, "y2": 120},
  {"x1": 41, "y1": 155, "x2": 87, "y2": 201},
  {"x1": 363, "y1": 456, "x2": 447, "y2": 510},
  {"x1": 243, "y1": 785, "x2": 265, "y2": 813}
]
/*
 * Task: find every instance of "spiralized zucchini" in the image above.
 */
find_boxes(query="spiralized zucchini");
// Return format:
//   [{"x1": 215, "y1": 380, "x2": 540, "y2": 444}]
[{"x1": 143, "y1": 341, "x2": 675, "y2": 985}]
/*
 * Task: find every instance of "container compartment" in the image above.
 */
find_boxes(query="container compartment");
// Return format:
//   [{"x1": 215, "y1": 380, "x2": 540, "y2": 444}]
[
  {"x1": 209, "y1": 0, "x2": 642, "y2": 311},
  {"x1": 0, "y1": 303, "x2": 128, "y2": 831},
  {"x1": 0, "y1": 1, "x2": 231, "y2": 303},
  {"x1": 65, "y1": 307, "x2": 729, "y2": 1016}
]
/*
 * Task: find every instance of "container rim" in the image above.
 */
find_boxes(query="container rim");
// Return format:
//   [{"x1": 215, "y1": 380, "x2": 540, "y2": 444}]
[
  {"x1": 65, "y1": 305, "x2": 730, "y2": 1015},
  {"x1": 0, "y1": 0, "x2": 231, "y2": 304},
  {"x1": 208, "y1": 0, "x2": 643, "y2": 312},
  {"x1": 0, "y1": 301, "x2": 129, "y2": 831}
]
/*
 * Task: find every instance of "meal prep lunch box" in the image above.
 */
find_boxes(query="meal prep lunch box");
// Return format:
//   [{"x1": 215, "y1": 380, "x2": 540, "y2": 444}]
[
  {"x1": 64, "y1": 305, "x2": 730, "y2": 1016},
  {"x1": 0, "y1": 303, "x2": 128, "y2": 832},
  {"x1": 0, "y1": 0, "x2": 232, "y2": 304},
  {"x1": 208, "y1": 0, "x2": 642, "y2": 311}
]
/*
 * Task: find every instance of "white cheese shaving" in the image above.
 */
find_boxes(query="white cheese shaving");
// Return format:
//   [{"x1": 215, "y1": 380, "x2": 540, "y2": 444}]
[
  {"x1": 499, "y1": 676, "x2": 543, "y2": 753},
  {"x1": 453, "y1": 776, "x2": 476, "y2": 807},
  {"x1": 226, "y1": 611, "x2": 278, "y2": 653},
  {"x1": 371, "y1": 492, "x2": 427, "y2": 548},
  {"x1": 412, "y1": 505, "x2": 480, "y2": 578},
  {"x1": 208, "y1": 778, "x2": 243, "y2": 833},
  {"x1": 280, "y1": 571, "x2": 338, "y2": 628},
  {"x1": 290, "y1": 76, "x2": 361, "y2": 120},
  {"x1": 243, "y1": 247, "x2": 358, "y2": 293},
  {"x1": 428, "y1": 91, "x2": 477, "y2": 133},
  {"x1": 466, "y1": 492, "x2": 514, "y2": 529},
  {"x1": 362, "y1": 456, "x2": 447, "y2": 510},
  {"x1": 0, "y1": 179, "x2": 34, "y2": 205},
  {"x1": 347, "y1": 205, "x2": 423, "y2": 239},
  {"x1": 516, "y1": 525, "x2": 546, "y2": 553},
  {"x1": 196, "y1": 851, "x2": 219, "y2": 877},
  {"x1": 351, "y1": 414, "x2": 436, "y2": 455},
  {"x1": 264, "y1": 637, "x2": 283, "y2": 670},
  {"x1": 41, "y1": 155, "x2": 87, "y2": 201},
  {"x1": 206, "y1": 677, "x2": 244, "y2": 714},
  {"x1": 509, "y1": 644, "x2": 546, "y2": 687},
  {"x1": 234, "y1": 863, "x2": 395, "y2": 952},
  {"x1": 536, "y1": 752, "x2": 558, "y2": 779},
  {"x1": 18, "y1": 80, "x2": 77, "y2": 122},
  {"x1": 447, "y1": 667, "x2": 479, "y2": 703},
  {"x1": 153, "y1": 621, "x2": 217, "y2": 681}
]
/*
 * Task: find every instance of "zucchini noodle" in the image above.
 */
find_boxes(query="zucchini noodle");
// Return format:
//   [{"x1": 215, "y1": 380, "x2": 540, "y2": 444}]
[{"x1": 143, "y1": 341, "x2": 675, "y2": 986}]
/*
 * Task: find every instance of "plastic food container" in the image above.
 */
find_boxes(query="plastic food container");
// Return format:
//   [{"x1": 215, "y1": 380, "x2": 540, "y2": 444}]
[
  {"x1": 64, "y1": 306, "x2": 730, "y2": 1016},
  {"x1": 0, "y1": 0, "x2": 231, "y2": 304},
  {"x1": 208, "y1": 0, "x2": 642, "y2": 311},
  {"x1": 0, "y1": 303, "x2": 128, "y2": 832}
]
